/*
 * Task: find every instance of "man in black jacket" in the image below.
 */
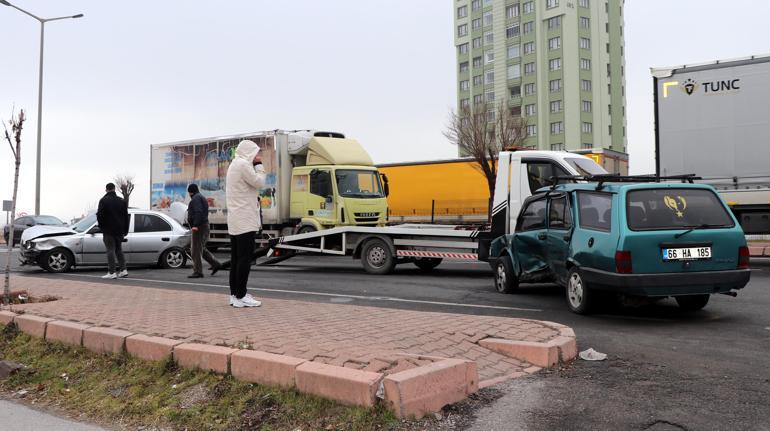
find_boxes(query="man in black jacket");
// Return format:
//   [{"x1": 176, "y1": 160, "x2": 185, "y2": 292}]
[
  {"x1": 187, "y1": 184, "x2": 221, "y2": 278},
  {"x1": 96, "y1": 183, "x2": 129, "y2": 279}
]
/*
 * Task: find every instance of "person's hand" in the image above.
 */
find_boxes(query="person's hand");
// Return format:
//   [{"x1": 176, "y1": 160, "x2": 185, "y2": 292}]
[{"x1": 192, "y1": 227, "x2": 199, "y2": 232}]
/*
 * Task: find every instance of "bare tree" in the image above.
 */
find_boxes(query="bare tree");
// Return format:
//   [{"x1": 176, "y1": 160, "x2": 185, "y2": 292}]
[
  {"x1": 114, "y1": 174, "x2": 135, "y2": 206},
  {"x1": 445, "y1": 102, "x2": 528, "y2": 221},
  {"x1": 3, "y1": 109, "x2": 25, "y2": 306}
]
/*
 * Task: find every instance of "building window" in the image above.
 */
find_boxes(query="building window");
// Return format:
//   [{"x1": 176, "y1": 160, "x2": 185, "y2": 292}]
[
  {"x1": 523, "y1": 1, "x2": 534, "y2": 14},
  {"x1": 523, "y1": 42, "x2": 535, "y2": 54},
  {"x1": 485, "y1": 51, "x2": 495, "y2": 63},
  {"x1": 460, "y1": 80, "x2": 470, "y2": 91},
  {"x1": 485, "y1": 71, "x2": 495, "y2": 84},
  {"x1": 483, "y1": 12, "x2": 493, "y2": 27},
  {"x1": 581, "y1": 79, "x2": 592, "y2": 91},
  {"x1": 487, "y1": 111, "x2": 496, "y2": 123},
  {"x1": 551, "y1": 143, "x2": 565, "y2": 151},
  {"x1": 525, "y1": 104, "x2": 536, "y2": 116},
  {"x1": 608, "y1": 104, "x2": 611, "y2": 114},
  {"x1": 507, "y1": 44, "x2": 521, "y2": 59},
  {"x1": 506, "y1": 4, "x2": 520, "y2": 18},
  {"x1": 607, "y1": 63, "x2": 611, "y2": 77},
  {"x1": 580, "y1": 58, "x2": 591, "y2": 70},
  {"x1": 486, "y1": 90, "x2": 495, "y2": 102},
  {"x1": 527, "y1": 125, "x2": 537, "y2": 136},
  {"x1": 508, "y1": 64, "x2": 521, "y2": 79},
  {"x1": 472, "y1": 37, "x2": 482, "y2": 49},
  {"x1": 546, "y1": 16, "x2": 561, "y2": 29},
  {"x1": 459, "y1": 61, "x2": 469, "y2": 73},
  {"x1": 457, "y1": 5, "x2": 468, "y2": 18},
  {"x1": 473, "y1": 56, "x2": 482, "y2": 67},
  {"x1": 484, "y1": 31, "x2": 494, "y2": 45},
  {"x1": 458, "y1": 43, "x2": 469, "y2": 55},
  {"x1": 548, "y1": 37, "x2": 561, "y2": 50},
  {"x1": 580, "y1": 37, "x2": 591, "y2": 50},
  {"x1": 608, "y1": 83, "x2": 612, "y2": 94},
  {"x1": 458, "y1": 24, "x2": 468, "y2": 37},
  {"x1": 472, "y1": 0, "x2": 481, "y2": 10},
  {"x1": 472, "y1": 18, "x2": 482, "y2": 30},
  {"x1": 606, "y1": 42, "x2": 610, "y2": 53},
  {"x1": 524, "y1": 83, "x2": 536, "y2": 96},
  {"x1": 506, "y1": 23, "x2": 520, "y2": 38},
  {"x1": 524, "y1": 62, "x2": 535, "y2": 75},
  {"x1": 474, "y1": 94, "x2": 483, "y2": 104},
  {"x1": 582, "y1": 142, "x2": 593, "y2": 149},
  {"x1": 550, "y1": 100, "x2": 563, "y2": 113},
  {"x1": 546, "y1": 0, "x2": 559, "y2": 9},
  {"x1": 579, "y1": 0, "x2": 590, "y2": 7},
  {"x1": 582, "y1": 100, "x2": 592, "y2": 112},
  {"x1": 484, "y1": 0, "x2": 493, "y2": 5},
  {"x1": 549, "y1": 79, "x2": 562, "y2": 92},
  {"x1": 473, "y1": 75, "x2": 483, "y2": 86},
  {"x1": 580, "y1": 17, "x2": 590, "y2": 29},
  {"x1": 460, "y1": 98, "x2": 470, "y2": 108},
  {"x1": 582, "y1": 122, "x2": 593, "y2": 134},
  {"x1": 609, "y1": 125, "x2": 613, "y2": 136},
  {"x1": 510, "y1": 85, "x2": 521, "y2": 97},
  {"x1": 511, "y1": 105, "x2": 522, "y2": 116},
  {"x1": 549, "y1": 58, "x2": 562, "y2": 71},
  {"x1": 523, "y1": 21, "x2": 534, "y2": 34}
]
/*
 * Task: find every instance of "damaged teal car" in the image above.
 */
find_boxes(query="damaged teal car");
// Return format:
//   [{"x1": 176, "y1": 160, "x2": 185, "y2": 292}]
[{"x1": 490, "y1": 178, "x2": 751, "y2": 314}]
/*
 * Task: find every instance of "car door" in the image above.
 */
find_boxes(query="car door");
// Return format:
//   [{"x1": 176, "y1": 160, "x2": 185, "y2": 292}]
[
  {"x1": 307, "y1": 169, "x2": 336, "y2": 225},
  {"x1": 546, "y1": 193, "x2": 574, "y2": 285},
  {"x1": 512, "y1": 197, "x2": 549, "y2": 280},
  {"x1": 128, "y1": 213, "x2": 174, "y2": 264},
  {"x1": 82, "y1": 222, "x2": 108, "y2": 265}
]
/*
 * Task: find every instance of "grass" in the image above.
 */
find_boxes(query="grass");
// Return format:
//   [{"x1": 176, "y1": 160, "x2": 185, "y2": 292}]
[{"x1": 0, "y1": 323, "x2": 403, "y2": 431}]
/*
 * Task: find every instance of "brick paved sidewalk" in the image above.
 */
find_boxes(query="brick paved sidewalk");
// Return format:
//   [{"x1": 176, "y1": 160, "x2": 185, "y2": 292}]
[{"x1": 7, "y1": 276, "x2": 566, "y2": 384}]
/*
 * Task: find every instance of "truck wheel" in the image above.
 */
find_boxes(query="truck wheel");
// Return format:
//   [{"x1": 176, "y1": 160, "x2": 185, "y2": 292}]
[
  {"x1": 160, "y1": 248, "x2": 187, "y2": 269},
  {"x1": 41, "y1": 248, "x2": 74, "y2": 273},
  {"x1": 297, "y1": 225, "x2": 320, "y2": 249},
  {"x1": 494, "y1": 256, "x2": 518, "y2": 293},
  {"x1": 413, "y1": 258, "x2": 442, "y2": 271},
  {"x1": 566, "y1": 267, "x2": 595, "y2": 314},
  {"x1": 675, "y1": 294, "x2": 710, "y2": 311},
  {"x1": 361, "y1": 238, "x2": 395, "y2": 275}
]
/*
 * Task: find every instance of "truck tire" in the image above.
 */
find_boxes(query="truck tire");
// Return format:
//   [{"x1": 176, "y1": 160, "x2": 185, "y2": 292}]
[
  {"x1": 413, "y1": 258, "x2": 442, "y2": 271},
  {"x1": 361, "y1": 238, "x2": 396, "y2": 275},
  {"x1": 41, "y1": 248, "x2": 74, "y2": 273},
  {"x1": 494, "y1": 256, "x2": 518, "y2": 294},
  {"x1": 675, "y1": 294, "x2": 710, "y2": 311},
  {"x1": 565, "y1": 267, "x2": 595, "y2": 314}
]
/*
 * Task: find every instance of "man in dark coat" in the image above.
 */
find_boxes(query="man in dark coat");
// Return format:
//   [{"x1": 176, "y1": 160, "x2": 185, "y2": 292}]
[
  {"x1": 96, "y1": 182, "x2": 129, "y2": 279},
  {"x1": 187, "y1": 184, "x2": 221, "y2": 278}
]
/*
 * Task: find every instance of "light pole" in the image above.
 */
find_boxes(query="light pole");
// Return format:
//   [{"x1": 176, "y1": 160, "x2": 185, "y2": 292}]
[{"x1": 0, "y1": 1, "x2": 82, "y2": 215}]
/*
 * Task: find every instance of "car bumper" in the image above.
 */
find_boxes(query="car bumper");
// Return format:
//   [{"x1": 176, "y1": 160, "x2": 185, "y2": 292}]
[
  {"x1": 581, "y1": 268, "x2": 751, "y2": 297},
  {"x1": 19, "y1": 249, "x2": 42, "y2": 265}
]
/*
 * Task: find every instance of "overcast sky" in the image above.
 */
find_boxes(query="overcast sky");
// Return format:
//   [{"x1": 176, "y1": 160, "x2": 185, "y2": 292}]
[{"x1": 2, "y1": 0, "x2": 770, "y2": 222}]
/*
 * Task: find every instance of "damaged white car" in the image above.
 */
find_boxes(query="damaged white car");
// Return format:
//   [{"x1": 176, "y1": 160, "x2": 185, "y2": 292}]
[{"x1": 19, "y1": 210, "x2": 191, "y2": 273}]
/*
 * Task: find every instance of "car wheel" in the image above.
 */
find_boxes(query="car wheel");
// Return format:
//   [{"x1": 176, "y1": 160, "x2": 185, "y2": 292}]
[
  {"x1": 361, "y1": 238, "x2": 396, "y2": 275},
  {"x1": 675, "y1": 294, "x2": 710, "y2": 311},
  {"x1": 413, "y1": 258, "x2": 442, "y2": 271},
  {"x1": 494, "y1": 256, "x2": 518, "y2": 294},
  {"x1": 160, "y1": 248, "x2": 186, "y2": 269},
  {"x1": 41, "y1": 248, "x2": 74, "y2": 273},
  {"x1": 566, "y1": 267, "x2": 595, "y2": 314}
]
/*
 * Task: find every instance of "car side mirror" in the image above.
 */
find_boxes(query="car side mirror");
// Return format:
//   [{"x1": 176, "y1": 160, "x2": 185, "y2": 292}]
[
  {"x1": 88, "y1": 226, "x2": 102, "y2": 235},
  {"x1": 26, "y1": 223, "x2": 34, "y2": 227},
  {"x1": 325, "y1": 195, "x2": 333, "y2": 204}
]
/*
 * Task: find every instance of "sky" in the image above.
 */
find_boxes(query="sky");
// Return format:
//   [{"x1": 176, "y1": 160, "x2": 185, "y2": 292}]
[{"x1": 1, "y1": 0, "x2": 770, "y2": 222}]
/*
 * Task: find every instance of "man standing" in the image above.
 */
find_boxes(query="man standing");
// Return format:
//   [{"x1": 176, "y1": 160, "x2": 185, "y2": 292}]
[
  {"x1": 96, "y1": 183, "x2": 129, "y2": 279},
  {"x1": 225, "y1": 140, "x2": 266, "y2": 308},
  {"x1": 186, "y1": 184, "x2": 221, "y2": 278}
]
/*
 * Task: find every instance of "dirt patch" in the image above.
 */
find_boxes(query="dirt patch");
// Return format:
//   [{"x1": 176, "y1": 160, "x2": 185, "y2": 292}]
[{"x1": 178, "y1": 383, "x2": 211, "y2": 409}]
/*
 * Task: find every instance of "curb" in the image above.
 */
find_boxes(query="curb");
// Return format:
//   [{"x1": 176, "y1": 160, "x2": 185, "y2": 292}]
[{"x1": 478, "y1": 323, "x2": 577, "y2": 368}]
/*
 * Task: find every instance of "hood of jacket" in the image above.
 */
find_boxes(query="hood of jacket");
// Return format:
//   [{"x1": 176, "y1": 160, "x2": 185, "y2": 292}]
[{"x1": 235, "y1": 140, "x2": 261, "y2": 163}]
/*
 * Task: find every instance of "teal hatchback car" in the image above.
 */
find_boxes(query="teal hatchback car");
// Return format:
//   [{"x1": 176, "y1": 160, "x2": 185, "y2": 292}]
[{"x1": 490, "y1": 179, "x2": 751, "y2": 314}]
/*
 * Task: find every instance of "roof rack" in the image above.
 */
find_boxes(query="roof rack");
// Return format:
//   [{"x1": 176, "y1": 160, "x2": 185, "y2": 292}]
[{"x1": 548, "y1": 174, "x2": 701, "y2": 191}]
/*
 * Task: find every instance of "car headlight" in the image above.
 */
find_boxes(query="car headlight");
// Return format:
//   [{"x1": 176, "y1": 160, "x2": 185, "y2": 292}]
[
  {"x1": 32, "y1": 240, "x2": 57, "y2": 250},
  {"x1": 22, "y1": 241, "x2": 33, "y2": 250}
]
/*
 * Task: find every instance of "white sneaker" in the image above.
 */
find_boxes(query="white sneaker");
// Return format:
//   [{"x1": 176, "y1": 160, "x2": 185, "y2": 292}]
[
  {"x1": 101, "y1": 273, "x2": 117, "y2": 279},
  {"x1": 117, "y1": 269, "x2": 128, "y2": 278},
  {"x1": 231, "y1": 297, "x2": 246, "y2": 308},
  {"x1": 229, "y1": 295, "x2": 236, "y2": 306},
  {"x1": 242, "y1": 294, "x2": 262, "y2": 307}
]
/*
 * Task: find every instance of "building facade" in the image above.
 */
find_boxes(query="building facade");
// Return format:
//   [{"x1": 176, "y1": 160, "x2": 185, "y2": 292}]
[{"x1": 454, "y1": 0, "x2": 626, "y2": 152}]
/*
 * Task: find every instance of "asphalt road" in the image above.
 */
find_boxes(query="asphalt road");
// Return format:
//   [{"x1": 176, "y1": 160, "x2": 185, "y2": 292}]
[
  {"x1": 0, "y1": 399, "x2": 105, "y2": 431},
  {"x1": 4, "y1": 249, "x2": 770, "y2": 430}
]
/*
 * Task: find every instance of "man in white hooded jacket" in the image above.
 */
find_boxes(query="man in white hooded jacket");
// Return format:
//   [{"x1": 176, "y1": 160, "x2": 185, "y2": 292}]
[{"x1": 225, "y1": 140, "x2": 266, "y2": 308}]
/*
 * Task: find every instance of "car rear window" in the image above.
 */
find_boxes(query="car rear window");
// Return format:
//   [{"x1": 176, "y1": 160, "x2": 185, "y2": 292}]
[{"x1": 626, "y1": 188, "x2": 735, "y2": 231}]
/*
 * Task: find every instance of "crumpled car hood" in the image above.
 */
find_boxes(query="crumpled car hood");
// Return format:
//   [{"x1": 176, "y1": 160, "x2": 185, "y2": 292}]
[{"x1": 20, "y1": 225, "x2": 76, "y2": 242}]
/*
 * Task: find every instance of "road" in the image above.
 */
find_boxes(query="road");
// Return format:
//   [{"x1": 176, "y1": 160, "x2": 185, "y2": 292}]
[
  {"x1": 6, "y1": 250, "x2": 770, "y2": 430},
  {"x1": 0, "y1": 399, "x2": 106, "y2": 431}
]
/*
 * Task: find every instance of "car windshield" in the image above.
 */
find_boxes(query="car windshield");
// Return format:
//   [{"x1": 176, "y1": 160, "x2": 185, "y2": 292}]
[
  {"x1": 34, "y1": 215, "x2": 64, "y2": 225},
  {"x1": 71, "y1": 214, "x2": 97, "y2": 233},
  {"x1": 627, "y1": 188, "x2": 735, "y2": 231},
  {"x1": 335, "y1": 170, "x2": 385, "y2": 199},
  {"x1": 564, "y1": 158, "x2": 608, "y2": 177}
]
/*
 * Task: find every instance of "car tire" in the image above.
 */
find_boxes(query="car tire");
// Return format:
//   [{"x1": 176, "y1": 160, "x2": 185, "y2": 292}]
[
  {"x1": 566, "y1": 267, "x2": 595, "y2": 314},
  {"x1": 361, "y1": 238, "x2": 396, "y2": 275},
  {"x1": 413, "y1": 258, "x2": 442, "y2": 271},
  {"x1": 160, "y1": 248, "x2": 187, "y2": 269},
  {"x1": 494, "y1": 256, "x2": 518, "y2": 294},
  {"x1": 41, "y1": 248, "x2": 74, "y2": 273},
  {"x1": 675, "y1": 294, "x2": 710, "y2": 311}
]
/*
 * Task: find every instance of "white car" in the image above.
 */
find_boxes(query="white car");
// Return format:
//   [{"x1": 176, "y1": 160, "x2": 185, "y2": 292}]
[{"x1": 19, "y1": 209, "x2": 191, "y2": 273}]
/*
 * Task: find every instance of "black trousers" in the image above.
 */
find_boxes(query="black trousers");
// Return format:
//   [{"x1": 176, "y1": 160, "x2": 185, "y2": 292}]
[
  {"x1": 229, "y1": 231, "x2": 255, "y2": 299},
  {"x1": 102, "y1": 234, "x2": 126, "y2": 273}
]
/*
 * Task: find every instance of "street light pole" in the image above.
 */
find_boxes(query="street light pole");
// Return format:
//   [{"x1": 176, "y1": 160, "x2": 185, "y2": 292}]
[{"x1": 0, "y1": 1, "x2": 83, "y2": 215}]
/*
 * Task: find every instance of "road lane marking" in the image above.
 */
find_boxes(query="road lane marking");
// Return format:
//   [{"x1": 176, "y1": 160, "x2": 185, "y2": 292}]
[{"x1": 61, "y1": 273, "x2": 543, "y2": 313}]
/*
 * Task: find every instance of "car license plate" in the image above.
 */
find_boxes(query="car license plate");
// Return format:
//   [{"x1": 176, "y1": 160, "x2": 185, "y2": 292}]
[{"x1": 662, "y1": 247, "x2": 712, "y2": 261}]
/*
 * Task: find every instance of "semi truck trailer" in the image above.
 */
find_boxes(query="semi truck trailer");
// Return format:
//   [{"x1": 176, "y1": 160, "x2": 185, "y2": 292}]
[
  {"x1": 150, "y1": 130, "x2": 388, "y2": 245},
  {"x1": 652, "y1": 54, "x2": 770, "y2": 235}
]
